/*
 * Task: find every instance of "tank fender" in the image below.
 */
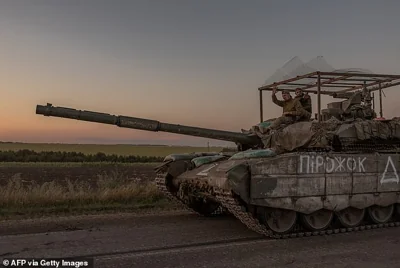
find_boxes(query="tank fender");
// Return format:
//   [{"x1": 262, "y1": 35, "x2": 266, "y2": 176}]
[
  {"x1": 155, "y1": 152, "x2": 222, "y2": 177},
  {"x1": 229, "y1": 148, "x2": 277, "y2": 160},
  {"x1": 191, "y1": 155, "x2": 228, "y2": 168},
  {"x1": 163, "y1": 152, "x2": 221, "y2": 162}
]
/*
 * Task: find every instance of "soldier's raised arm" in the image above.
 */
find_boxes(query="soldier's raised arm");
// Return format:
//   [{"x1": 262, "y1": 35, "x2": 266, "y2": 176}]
[{"x1": 271, "y1": 87, "x2": 284, "y2": 107}]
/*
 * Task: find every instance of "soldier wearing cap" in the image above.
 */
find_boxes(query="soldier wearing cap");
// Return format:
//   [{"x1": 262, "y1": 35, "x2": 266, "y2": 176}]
[{"x1": 268, "y1": 87, "x2": 311, "y2": 130}]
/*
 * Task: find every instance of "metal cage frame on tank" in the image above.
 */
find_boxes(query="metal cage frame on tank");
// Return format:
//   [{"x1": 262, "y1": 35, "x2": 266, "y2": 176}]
[{"x1": 257, "y1": 70, "x2": 400, "y2": 123}]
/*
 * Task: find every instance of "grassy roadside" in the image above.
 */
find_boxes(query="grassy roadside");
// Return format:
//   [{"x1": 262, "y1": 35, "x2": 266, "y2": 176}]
[
  {"x1": 0, "y1": 175, "x2": 179, "y2": 220},
  {"x1": 0, "y1": 142, "x2": 228, "y2": 220}
]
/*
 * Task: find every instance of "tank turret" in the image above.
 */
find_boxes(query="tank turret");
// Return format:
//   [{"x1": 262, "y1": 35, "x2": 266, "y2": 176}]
[
  {"x1": 36, "y1": 103, "x2": 262, "y2": 150},
  {"x1": 321, "y1": 89, "x2": 377, "y2": 121}
]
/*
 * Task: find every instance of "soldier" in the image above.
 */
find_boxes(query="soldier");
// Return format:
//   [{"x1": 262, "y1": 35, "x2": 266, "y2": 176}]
[
  {"x1": 295, "y1": 87, "x2": 312, "y2": 114},
  {"x1": 267, "y1": 87, "x2": 311, "y2": 131}
]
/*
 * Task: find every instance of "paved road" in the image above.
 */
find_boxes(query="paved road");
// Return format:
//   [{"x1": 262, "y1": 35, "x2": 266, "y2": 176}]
[{"x1": 1, "y1": 211, "x2": 399, "y2": 268}]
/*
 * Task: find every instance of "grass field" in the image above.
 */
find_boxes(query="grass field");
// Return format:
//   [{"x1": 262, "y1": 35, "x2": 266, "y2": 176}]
[
  {"x1": 0, "y1": 142, "x2": 226, "y2": 157},
  {"x1": 0, "y1": 162, "x2": 169, "y2": 219},
  {"x1": 0, "y1": 162, "x2": 159, "y2": 187},
  {"x1": 0, "y1": 174, "x2": 181, "y2": 220},
  {"x1": 0, "y1": 142, "x2": 227, "y2": 219}
]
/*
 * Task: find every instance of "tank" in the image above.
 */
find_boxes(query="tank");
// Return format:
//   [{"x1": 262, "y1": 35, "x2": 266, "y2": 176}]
[{"x1": 35, "y1": 92, "x2": 400, "y2": 238}]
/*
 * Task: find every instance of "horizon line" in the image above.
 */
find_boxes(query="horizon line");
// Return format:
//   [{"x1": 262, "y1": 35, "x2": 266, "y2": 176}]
[{"x1": 0, "y1": 141, "x2": 233, "y2": 147}]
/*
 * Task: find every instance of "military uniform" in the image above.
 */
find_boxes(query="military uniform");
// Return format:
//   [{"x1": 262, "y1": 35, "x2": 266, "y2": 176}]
[
  {"x1": 269, "y1": 94, "x2": 311, "y2": 130},
  {"x1": 295, "y1": 94, "x2": 312, "y2": 114}
]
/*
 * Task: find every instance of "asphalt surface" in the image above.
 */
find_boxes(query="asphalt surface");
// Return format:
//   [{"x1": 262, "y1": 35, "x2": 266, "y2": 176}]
[{"x1": 1, "y1": 211, "x2": 400, "y2": 268}]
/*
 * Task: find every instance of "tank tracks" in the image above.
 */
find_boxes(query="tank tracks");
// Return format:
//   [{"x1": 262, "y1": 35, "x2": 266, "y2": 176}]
[
  {"x1": 155, "y1": 172, "x2": 179, "y2": 203},
  {"x1": 154, "y1": 171, "x2": 224, "y2": 216},
  {"x1": 154, "y1": 161, "x2": 400, "y2": 239},
  {"x1": 168, "y1": 178, "x2": 400, "y2": 239},
  {"x1": 214, "y1": 188, "x2": 400, "y2": 239}
]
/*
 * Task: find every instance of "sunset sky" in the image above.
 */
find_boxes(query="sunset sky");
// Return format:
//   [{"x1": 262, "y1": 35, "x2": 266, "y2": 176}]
[{"x1": 1, "y1": 0, "x2": 400, "y2": 147}]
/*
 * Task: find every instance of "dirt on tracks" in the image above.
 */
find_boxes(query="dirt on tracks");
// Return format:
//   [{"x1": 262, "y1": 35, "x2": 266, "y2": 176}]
[{"x1": 0, "y1": 163, "x2": 160, "y2": 187}]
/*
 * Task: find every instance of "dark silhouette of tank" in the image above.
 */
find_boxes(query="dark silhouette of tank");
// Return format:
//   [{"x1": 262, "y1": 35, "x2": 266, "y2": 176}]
[{"x1": 35, "y1": 71, "x2": 400, "y2": 239}]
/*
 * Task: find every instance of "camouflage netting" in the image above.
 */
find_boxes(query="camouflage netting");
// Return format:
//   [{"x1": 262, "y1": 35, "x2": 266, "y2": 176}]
[
  {"x1": 247, "y1": 117, "x2": 342, "y2": 153},
  {"x1": 246, "y1": 117, "x2": 400, "y2": 154},
  {"x1": 348, "y1": 117, "x2": 400, "y2": 140}
]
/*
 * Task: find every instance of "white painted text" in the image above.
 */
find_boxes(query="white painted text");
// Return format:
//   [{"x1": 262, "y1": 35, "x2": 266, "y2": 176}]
[{"x1": 299, "y1": 155, "x2": 367, "y2": 174}]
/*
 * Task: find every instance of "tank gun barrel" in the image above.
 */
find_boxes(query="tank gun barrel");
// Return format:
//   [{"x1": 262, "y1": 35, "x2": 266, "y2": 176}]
[
  {"x1": 330, "y1": 92, "x2": 358, "y2": 99},
  {"x1": 36, "y1": 103, "x2": 261, "y2": 146}
]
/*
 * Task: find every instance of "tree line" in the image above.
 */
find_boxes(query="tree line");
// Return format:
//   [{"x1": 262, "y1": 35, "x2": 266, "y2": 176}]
[{"x1": 0, "y1": 149, "x2": 164, "y2": 162}]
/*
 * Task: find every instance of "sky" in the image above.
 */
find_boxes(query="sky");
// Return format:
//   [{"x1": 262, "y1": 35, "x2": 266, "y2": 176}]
[{"x1": 1, "y1": 0, "x2": 400, "y2": 147}]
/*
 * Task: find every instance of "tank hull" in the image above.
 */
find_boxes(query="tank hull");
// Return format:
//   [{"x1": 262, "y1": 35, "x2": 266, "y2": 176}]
[{"x1": 155, "y1": 150, "x2": 400, "y2": 238}]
